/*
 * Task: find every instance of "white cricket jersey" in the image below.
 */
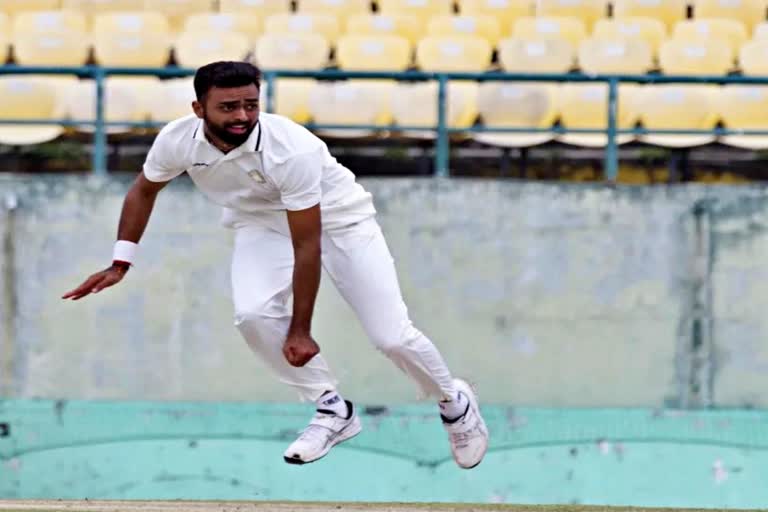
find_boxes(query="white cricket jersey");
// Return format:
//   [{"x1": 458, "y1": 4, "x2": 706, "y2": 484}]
[{"x1": 142, "y1": 112, "x2": 376, "y2": 233}]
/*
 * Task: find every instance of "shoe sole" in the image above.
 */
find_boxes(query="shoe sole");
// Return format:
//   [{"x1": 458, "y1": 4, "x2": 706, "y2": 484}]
[
  {"x1": 283, "y1": 416, "x2": 363, "y2": 465},
  {"x1": 453, "y1": 378, "x2": 489, "y2": 469}
]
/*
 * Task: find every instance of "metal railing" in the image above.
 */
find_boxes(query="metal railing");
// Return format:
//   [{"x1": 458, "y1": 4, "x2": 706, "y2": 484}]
[{"x1": 3, "y1": 65, "x2": 768, "y2": 179}]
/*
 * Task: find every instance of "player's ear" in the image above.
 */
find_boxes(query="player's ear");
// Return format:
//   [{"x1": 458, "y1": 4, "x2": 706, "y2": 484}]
[{"x1": 192, "y1": 100, "x2": 204, "y2": 119}]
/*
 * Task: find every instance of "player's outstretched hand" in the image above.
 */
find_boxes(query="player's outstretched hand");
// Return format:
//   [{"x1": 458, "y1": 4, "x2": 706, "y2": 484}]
[
  {"x1": 62, "y1": 266, "x2": 128, "y2": 301},
  {"x1": 283, "y1": 332, "x2": 320, "y2": 367}
]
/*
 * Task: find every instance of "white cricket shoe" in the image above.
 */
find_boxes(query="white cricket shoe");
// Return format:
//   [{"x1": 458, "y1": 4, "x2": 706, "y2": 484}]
[
  {"x1": 441, "y1": 378, "x2": 489, "y2": 469},
  {"x1": 283, "y1": 400, "x2": 362, "y2": 465}
]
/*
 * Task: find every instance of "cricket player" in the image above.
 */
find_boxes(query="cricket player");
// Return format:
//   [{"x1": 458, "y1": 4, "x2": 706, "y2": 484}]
[{"x1": 63, "y1": 61, "x2": 488, "y2": 468}]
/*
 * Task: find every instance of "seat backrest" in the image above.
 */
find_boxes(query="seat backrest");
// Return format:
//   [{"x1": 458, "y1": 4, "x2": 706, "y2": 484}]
[
  {"x1": 415, "y1": 35, "x2": 493, "y2": 71},
  {"x1": 336, "y1": 34, "x2": 412, "y2": 71},
  {"x1": 497, "y1": 36, "x2": 574, "y2": 72},
  {"x1": 297, "y1": 0, "x2": 371, "y2": 23},
  {"x1": 592, "y1": 17, "x2": 667, "y2": 55},
  {"x1": 512, "y1": 16, "x2": 587, "y2": 47},
  {"x1": 264, "y1": 13, "x2": 341, "y2": 43},
  {"x1": 659, "y1": 38, "x2": 734, "y2": 74},
  {"x1": 693, "y1": 0, "x2": 766, "y2": 32},
  {"x1": 254, "y1": 32, "x2": 330, "y2": 69},
  {"x1": 175, "y1": 31, "x2": 251, "y2": 68},
  {"x1": 559, "y1": 83, "x2": 641, "y2": 129},
  {"x1": 378, "y1": 0, "x2": 454, "y2": 25},
  {"x1": 535, "y1": 0, "x2": 608, "y2": 30},
  {"x1": 719, "y1": 85, "x2": 768, "y2": 128},
  {"x1": 427, "y1": 15, "x2": 502, "y2": 44},
  {"x1": 478, "y1": 82, "x2": 559, "y2": 128},
  {"x1": 578, "y1": 37, "x2": 654, "y2": 73},
  {"x1": 458, "y1": 0, "x2": 533, "y2": 36},
  {"x1": 345, "y1": 13, "x2": 422, "y2": 44},
  {"x1": 638, "y1": 85, "x2": 720, "y2": 129},
  {"x1": 612, "y1": 0, "x2": 687, "y2": 31},
  {"x1": 738, "y1": 39, "x2": 768, "y2": 75},
  {"x1": 672, "y1": 18, "x2": 748, "y2": 54},
  {"x1": 183, "y1": 13, "x2": 262, "y2": 41}
]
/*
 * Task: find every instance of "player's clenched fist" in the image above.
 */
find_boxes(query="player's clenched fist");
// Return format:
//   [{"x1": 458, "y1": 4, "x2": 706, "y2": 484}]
[
  {"x1": 283, "y1": 332, "x2": 320, "y2": 367},
  {"x1": 62, "y1": 264, "x2": 129, "y2": 301}
]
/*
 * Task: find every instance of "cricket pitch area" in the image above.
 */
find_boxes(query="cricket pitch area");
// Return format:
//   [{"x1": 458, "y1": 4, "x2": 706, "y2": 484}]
[{"x1": 0, "y1": 502, "x2": 758, "y2": 512}]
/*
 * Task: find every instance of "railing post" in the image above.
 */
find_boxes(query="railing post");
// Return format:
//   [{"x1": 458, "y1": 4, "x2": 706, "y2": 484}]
[
  {"x1": 435, "y1": 74, "x2": 449, "y2": 177},
  {"x1": 604, "y1": 77, "x2": 619, "y2": 182},
  {"x1": 92, "y1": 67, "x2": 108, "y2": 176},
  {"x1": 265, "y1": 71, "x2": 276, "y2": 114}
]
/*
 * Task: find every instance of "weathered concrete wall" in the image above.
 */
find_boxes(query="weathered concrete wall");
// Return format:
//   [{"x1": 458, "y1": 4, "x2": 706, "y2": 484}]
[{"x1": 1, "y1": 175, "x2": 768, "y2": 408}]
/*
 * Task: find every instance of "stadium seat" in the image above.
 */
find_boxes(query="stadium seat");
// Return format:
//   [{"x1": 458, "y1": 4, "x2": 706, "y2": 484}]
[
  {"x1": 378, "y1": 0, "x2": 454, "y2": 26},
  {"x1": 426, "y1": 15, "x2": 502, "y2": 44},
  {"x1": 391, "y1": 80, "x2": 479, "y2": 138},
  {"x1": 65, "y1": 77, "x2": 161, "y2": 134},
  {"x1": 254, "y1": 33, "x2": 330, "y2": 69},
  {"x1": 592, "y1": 17, "x2": 667, "y2": 56},
  {"x1": 297, "y1": 0, "x2": 371, "y2": 24},
  {"x1": 0, "y1": 76, "x2": 66, "y2": 145},
  {"x1": 535, "y1": 0, "x2": 608, "y2": 30},
  {"x1": 12, "y1": 11, "x2": 90, "y2": 66},
  {"x1": 92, "y1": 12, "x2": 172, "y2": 67},
  {"x1": 512, "y1": 16, "x2": 587, "y2": 47},
  {"x1": 175, "y1": 31, "x2": 251, "y2": 68},
  {"x1": 739, "y1": 39, "x2": 768, "y2": 74},
  {"x1": 693, "y1": 0, "x2": 766, "y2": 32},
  {"x1": 264, "y1": 13, "x2": 341, "y2": 44},
  {"x1": 658, "y1": 38, "x2": 733, "y2": 74},
  {"x1": 612, "y1": 0, "x2": 687, "y2": 31},
  {"x1": 497, "y1": 36, "x2": 574, "y2": 72},
  {"x1": 183, "y1": 13, "x2": 262, "y2": 44},
  {"x1": 718, "y1": 85, "x2": 768, "y2": 149},
  {"x1": 261, "y1": 78, "x2": 317, "y2": 123},
  {"x1": 578, "y1": 38, "x2": 654, "y2": 73},
  {"x1": 415, "y1": 35, "x2": 493, "y2": 71},
  {"x1": 0, "y1": 0, "x2": 59, "y2": 15},
  {"x1": 637, "y1": 85, "x2": 720, "y2": 147},
  {"x1": 753, "y1": 20, "x2": 768, "y2": 38},
  {"x1": 308, "y1": 80, "x2": 394, "y2": 137},
  {"x1": 220, "y1": 0, "x2": 292, "y2": 17},
  {"x1": 0, "y1": 13, "x2": 8, "y2": 63},
  {"x1": 345, "y1": 14, "x2": 422, "y2": 44},
  {"x1": 672, "y1": 18, "x2": 749, "y2": 55},
  {"x1": 557, "y1": 83, "x2": 641, "y2": 147},
  {"x1": 336, "y1": 34, "x2": 412, "y2": 70},
  {"x1": 147, "y1": 77, "x2": 196, "y2": 123},
  {"x1": 474, "y1": 82, "x2": 559, "y2": 147},
  {"x1": 62, "y1": 0, "x2": 145, "y2": 17},
  {"x1": 143, "y1": 0, "x2": 214, "y2": 32},
  {"x1": 457, "y1": 0, "x2": 533, "y2": 37}
]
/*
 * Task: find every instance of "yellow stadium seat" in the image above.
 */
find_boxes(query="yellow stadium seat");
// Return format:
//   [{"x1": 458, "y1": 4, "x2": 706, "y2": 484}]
[
  {"x1": 391, "y1": 81, "x2": 479, "y2": 138},
  {"x1": 718, "y1": 85, "x2": 768, "y2": 149},
  {"x1": 658, "y1": 38, "x2": 733, "y2": 74},
  {"x1": 12, "y1": 11, "x2": 90, "y2": 66},
  {"x1": 144, "y1": 0, "x2": 214, "y2": 32},
  {"x1": 297, "y1": 0, "x2": 371, "y2": 24},
  {"x1": 693, "y1": 0, "x2": 765, "y2": 32},
  {"x1": 254, "y1": 33, "x2": 330, "y2": 69},
  {"x1": 13, "y1": 11, "x2": 88, "y2": 34},
  {"x1": 183, "y1": 13, "x2": 262, "y2": 43},
  {"x1": 739, "y1": 39, "x2": 768, "y2": 74},
  {"x1": 62, "y1": 0, "x2": 145, "y2": 16},
  {"x1": 261, "y1": 78, "x2": 317, "y2": 123},
  {"x1": 557, "y1": 83, "x2": 641, "y2": 147},
  {"x1": 0, "y1": 13, "x2": 8, "y2": 63},
  {"x1": 147, "y1": 77, "x2": 196, "y2": 123},
  {"x1": 535, "y1": 0, "x2": 608, "y2": 30},
  {"x1": 427, "y1": 15, "x2": 502, "y2": 44},
  {"x1": 92, "y1": 12, "x2": 173, "y2": 67},
  {"x1": 0, "y1": 0, "x2": 59, "y2": 15},
  {"x1": 308, "y1": 80, "x2": 394, "y2": 137},
  {"x1": 175, "y1": 31, "x2": 250, "y2": 68},
  {"x1": 220, "y1": 0, "x2": 292, "y2": 17},
  {"x1": 458, "y1": 0, "x2": 533, "y2": 37},
  {"x1": 66, "y1": 77, "x2": 161, "y2": 134},
  {"x1": 512, "y1": 16, "x2": 587, "y2": 47},
  {"x1": 612, "y1": 0, "x2": 687, "y2": 31},
  {"x1": 336, "y1": 34, "x2": 412, "y2": 70},
  {"x1": 0, "y1": 76, "x2": 66, "y2": 145},
  {"x1": 378, "y1": 0, "x2": 454, "y2": 26},
  {"x1": 592, "y1": 17, "x2": 667, "y2": 56},
  {"x1": 416, "y1": 35, "x2": 493, "y2": 71},
  {"x1": 578, "y1": 38, "x2": 654, "y2": 73},
  {"x1": 264, "y1": 13, "x2": 341, "y2": 43},
  {"x1": 672, "y1": 18, "x2": 748, "y2": 55},
  {"x1": 638, "y1": 85, "x2": 720, "y2": 147},
  {"x1": 345, "y1": 14, "x2": 422, "y2": 44},
  {"x1": 753, "y1": 20, "x2": 768, "y2": 38},
  {"x1": 475, "y1": 82, "x2": 559, "y2": 147},
  {"x1": 497, "y1": 37, "x2": 574, "y2": 72}
]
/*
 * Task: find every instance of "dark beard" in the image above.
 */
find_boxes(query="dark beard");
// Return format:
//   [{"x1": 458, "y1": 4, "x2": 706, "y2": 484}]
[{"x1": 204, "y1": 118, "x2": 257, "y2": 147}]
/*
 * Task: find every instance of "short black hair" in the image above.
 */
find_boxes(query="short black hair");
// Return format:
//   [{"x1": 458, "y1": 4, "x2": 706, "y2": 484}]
[{"x1": 193, "y1": 61, "x2": 261, "y2": 101}]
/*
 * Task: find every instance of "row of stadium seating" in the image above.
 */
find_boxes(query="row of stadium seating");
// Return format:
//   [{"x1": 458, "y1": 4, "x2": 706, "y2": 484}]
[
  {"x1": 4, "y1": 0, "x2": 768, "y2": 33},
  {"x1": 2, "y1": 10, "x2": 768, "y2": 75},
  {"x1": 2, "y1": 76, "x2": 766, "y2": 150}
]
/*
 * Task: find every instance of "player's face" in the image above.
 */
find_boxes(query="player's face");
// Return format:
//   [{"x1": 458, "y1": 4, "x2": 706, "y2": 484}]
[{"x1": 197, "y1": 84, "x2": 260, "y2": 147}]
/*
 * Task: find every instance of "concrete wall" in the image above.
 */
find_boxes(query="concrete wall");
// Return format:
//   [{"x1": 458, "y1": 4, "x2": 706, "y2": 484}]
[{"x1": 1, "y1": 175, "x2": 768, "y2": 408}]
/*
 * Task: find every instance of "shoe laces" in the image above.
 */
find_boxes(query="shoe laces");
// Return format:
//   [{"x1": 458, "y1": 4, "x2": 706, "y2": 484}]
[{"x1": 297, "y1": 412, "x2": 335, "y2": 443}]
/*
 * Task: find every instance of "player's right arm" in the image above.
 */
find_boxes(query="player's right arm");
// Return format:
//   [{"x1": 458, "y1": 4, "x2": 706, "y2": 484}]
[{"x1": 62, "y1": 173, "x2": 168, "y2": 301}]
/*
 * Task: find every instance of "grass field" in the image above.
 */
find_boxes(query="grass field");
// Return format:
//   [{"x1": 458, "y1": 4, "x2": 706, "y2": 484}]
[{"x1": 0, "y1": 502, "x2": 762, "y2": 512}]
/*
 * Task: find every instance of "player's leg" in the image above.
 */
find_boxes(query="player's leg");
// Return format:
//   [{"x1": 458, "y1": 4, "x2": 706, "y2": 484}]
[
  {"x1": 322, "y1": 218, "x2": 488, "y2": 469},
  {"x1": 231, "y1": 224, "x2": 361, "y2": 464}
]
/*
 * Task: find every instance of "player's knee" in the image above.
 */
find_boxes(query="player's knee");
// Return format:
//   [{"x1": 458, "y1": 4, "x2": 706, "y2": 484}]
[
  {"x1": 374, "y1": 323, "x2": 421, "y2": 354},
  {"x1": 233, "y1": 302, "x2": 273, "y2": 329}
]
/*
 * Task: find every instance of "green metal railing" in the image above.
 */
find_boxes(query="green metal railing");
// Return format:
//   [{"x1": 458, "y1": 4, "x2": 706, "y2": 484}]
[{"x1": 3, "y1": 65, "x2": 768, "y2": 179}]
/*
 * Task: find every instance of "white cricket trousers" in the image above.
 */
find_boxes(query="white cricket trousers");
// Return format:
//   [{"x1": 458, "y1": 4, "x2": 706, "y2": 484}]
[{"x1": 231, "y1": 216, "x2": 456, "y2": 403}]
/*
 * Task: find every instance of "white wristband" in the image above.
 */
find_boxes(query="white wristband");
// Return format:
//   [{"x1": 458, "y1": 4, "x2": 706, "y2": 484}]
[{"x1": 113, "y1": 240, "x2": 138, "y2": 265}]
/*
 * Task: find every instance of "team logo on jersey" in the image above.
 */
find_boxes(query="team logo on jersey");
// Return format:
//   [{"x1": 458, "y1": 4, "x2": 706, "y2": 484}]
[{"x1": 248, "y1": 169, "x2": 265, "y2": 183}]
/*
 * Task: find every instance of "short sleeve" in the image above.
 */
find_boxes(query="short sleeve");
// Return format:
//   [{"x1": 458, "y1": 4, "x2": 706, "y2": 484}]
[
  {"x1": 272, "y1": 149, "x2": 323, "y2": 211},
  {"x1": 142, "y1": 127, "x2": 186, "y2": 183}
]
